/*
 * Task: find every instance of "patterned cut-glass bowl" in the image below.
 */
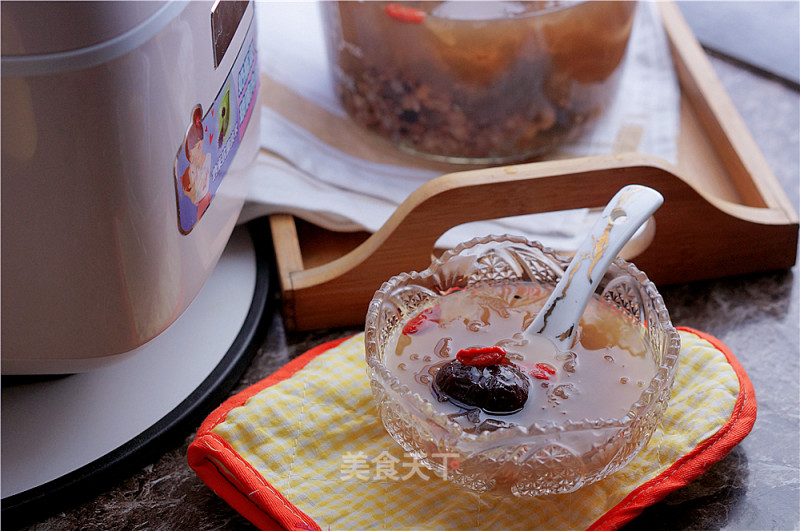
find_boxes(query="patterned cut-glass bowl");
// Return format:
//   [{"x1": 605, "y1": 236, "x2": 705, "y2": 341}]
[{"x1": 364, "y1": 235, "x2": 681, "y2": 496}]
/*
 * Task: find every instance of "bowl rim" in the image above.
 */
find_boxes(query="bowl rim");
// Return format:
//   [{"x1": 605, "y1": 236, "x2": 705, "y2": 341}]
[{"x1": 364, "y1": 234, "x2": 681, "y2": 446}]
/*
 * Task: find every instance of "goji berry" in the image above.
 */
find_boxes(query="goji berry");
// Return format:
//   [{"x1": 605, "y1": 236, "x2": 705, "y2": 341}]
[
  {"x1": 530, "y1": 363, "x2": 557, "y2": 380},
  {"x1": 384, "y1": 3, "x2": 426, "y2": 24},
  {"x1": 402, "y1": 305, "x2": 441, "y2": 335},
  {"x1": 456, "y1": 346, "x2": 507, "y2": 367}
]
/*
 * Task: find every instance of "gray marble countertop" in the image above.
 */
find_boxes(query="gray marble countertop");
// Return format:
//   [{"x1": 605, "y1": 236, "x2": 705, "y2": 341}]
[{"x1": 17, "y1": 22, "x2": 800, "y2": 531}]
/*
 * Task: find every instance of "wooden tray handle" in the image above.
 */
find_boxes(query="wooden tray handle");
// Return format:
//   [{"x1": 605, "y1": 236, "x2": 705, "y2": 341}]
[
  {"x1": 274, "y1": 152, "x2": 797, "y2": 330},
  {"x1": 269, "y1": 0, "x2": 800, "y2": 330}
]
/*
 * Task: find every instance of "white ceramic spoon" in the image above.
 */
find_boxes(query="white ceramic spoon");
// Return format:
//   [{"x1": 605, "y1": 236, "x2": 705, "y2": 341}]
[{"x1": 525, "y1": 184, "x2": 664, "y2": 352}]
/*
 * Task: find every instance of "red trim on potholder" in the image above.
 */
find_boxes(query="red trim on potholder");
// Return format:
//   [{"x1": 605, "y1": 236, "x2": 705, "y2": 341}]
[
  {"x1": 188, "y1": 337, "x2": 349, "y2": 531},
  {"x1": 588, "y1": 327, "x2": 757, "y2": 530},
  {"x1": 187, "y1": 328, "x2": 756, "y2": 531}
]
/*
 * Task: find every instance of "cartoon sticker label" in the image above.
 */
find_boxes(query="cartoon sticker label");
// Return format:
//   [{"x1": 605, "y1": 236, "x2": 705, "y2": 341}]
[{"x1": 174, "y1": 17, "x2": 258, "y2": 234}]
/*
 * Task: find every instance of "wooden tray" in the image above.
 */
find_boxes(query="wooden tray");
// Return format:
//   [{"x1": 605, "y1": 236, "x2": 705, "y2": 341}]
[{"x1": 269, "y1": 1, "x2": 798, "y2": 331}]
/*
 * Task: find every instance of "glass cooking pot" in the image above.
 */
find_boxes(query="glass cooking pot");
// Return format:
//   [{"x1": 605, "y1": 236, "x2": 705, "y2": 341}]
[{"x1": 322, "y1": 1, "x2": 637, "y2": 164}]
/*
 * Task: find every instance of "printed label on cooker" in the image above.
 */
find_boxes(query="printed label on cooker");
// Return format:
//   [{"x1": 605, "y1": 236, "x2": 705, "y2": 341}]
[{"x1": 173, "y1": 17, "x2": 259, "y2": 234}]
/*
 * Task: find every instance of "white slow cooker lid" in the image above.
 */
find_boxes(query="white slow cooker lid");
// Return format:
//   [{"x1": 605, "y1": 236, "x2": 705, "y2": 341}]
[{"x1": 1, "y1": 1, "x2": 186, "y2": 76}]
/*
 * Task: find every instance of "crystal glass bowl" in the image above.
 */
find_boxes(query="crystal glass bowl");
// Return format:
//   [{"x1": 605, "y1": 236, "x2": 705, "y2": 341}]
[{"x1": 364, "y1": 235, "x2": 680, "y2": 496}]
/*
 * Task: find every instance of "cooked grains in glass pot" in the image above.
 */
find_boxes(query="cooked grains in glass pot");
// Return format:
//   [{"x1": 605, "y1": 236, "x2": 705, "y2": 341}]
[{"x1": 322, "y1": 1, "x2": 637, "y2": 164}]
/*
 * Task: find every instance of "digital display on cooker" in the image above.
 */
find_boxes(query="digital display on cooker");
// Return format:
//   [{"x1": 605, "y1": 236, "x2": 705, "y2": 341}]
[{"x1": 211, "y1": 0, "x2": 249, "y2": 68}]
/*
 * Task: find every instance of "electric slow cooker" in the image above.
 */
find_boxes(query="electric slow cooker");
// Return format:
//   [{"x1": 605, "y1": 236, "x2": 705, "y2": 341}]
[{"x1": 2, "y1": 0, "x2": 261, "y2": 373}]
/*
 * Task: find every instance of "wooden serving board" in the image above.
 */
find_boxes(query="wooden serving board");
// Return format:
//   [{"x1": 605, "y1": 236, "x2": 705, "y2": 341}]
[{"x1": 269, "y1": 1, "x2": 798, "y2": 331}]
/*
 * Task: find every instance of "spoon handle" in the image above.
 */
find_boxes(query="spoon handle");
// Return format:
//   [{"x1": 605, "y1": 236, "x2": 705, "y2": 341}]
[{"x1": 528, "y1": 184, "x2": 664, "y2": 348}]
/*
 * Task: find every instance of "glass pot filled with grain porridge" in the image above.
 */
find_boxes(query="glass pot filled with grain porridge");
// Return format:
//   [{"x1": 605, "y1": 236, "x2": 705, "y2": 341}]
[
  {"x1": 364, "y1": 235, "x2": 680, "y2": 496},
  {"x1": 322, "y1": 1, "x2": 637, "y2": 164}
]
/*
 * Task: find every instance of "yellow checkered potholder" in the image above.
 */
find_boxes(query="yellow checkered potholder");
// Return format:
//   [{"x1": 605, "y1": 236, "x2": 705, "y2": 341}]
[{"x1": 188, "y1": 328, "x2": 756, "y2": 530}]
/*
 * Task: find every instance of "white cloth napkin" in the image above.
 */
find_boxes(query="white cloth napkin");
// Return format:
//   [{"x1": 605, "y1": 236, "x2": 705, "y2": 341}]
[{"x1": 241, "y1": 1, "x2": 680, "y2": 250}]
